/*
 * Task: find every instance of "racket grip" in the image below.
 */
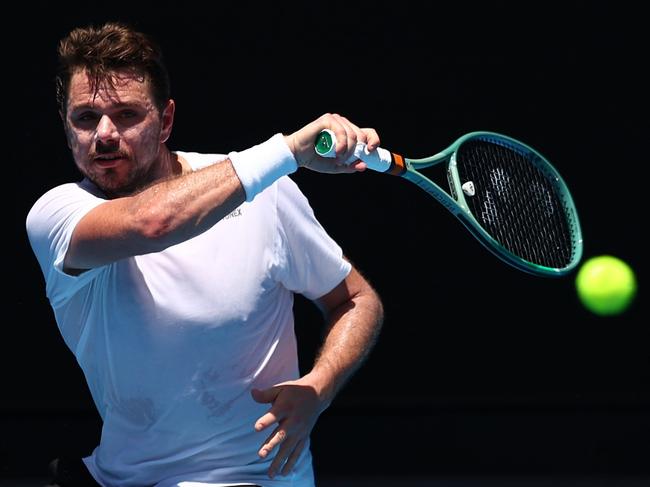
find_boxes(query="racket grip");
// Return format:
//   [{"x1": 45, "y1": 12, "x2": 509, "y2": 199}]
[{"x1": 314, "y1": 129, "x2": 392, "y2": 172}]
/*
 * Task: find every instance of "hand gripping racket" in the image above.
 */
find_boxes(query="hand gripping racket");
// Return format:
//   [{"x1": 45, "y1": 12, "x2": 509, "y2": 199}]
[{"x1": 315, "y1": 129, "x2": 583, "y2": 277}]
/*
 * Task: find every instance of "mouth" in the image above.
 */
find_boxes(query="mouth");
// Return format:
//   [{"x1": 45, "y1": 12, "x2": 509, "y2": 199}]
[{"x1": 94, "y1": 154, "x2": 128, "y2": 168}]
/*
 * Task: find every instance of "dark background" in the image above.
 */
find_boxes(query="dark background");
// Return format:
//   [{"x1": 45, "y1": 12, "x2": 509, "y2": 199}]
[{"x1": 5, "y1": 0, "x2": 648, "y2": 481}]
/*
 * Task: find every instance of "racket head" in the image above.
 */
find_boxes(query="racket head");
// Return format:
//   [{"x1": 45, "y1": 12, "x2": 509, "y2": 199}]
[{"x1": 405, "y1": 132, "x2": 583, "y2": 277}]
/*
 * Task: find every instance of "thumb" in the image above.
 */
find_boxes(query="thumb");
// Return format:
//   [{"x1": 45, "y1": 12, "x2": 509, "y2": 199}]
[{"x1": 251, "y1": 386, "x2": 281, "y2": 404}]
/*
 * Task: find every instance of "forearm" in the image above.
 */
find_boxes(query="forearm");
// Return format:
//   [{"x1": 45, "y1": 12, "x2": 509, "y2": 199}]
[
  {"x1": 134, "y1": 132, "x2": 297, "y2": 248},
  {"x1": 66, "y1": 159, "x2": 245, "y2": 271},
  {"x1": 129, "y1": 159, "x2": 245, "y2": 248},
  {"x1": 66, "y1": 135, "x2": 297, "y2": 270},
  {"x1": 308, "y1": 288, "x2": 384, "y2": 409}
]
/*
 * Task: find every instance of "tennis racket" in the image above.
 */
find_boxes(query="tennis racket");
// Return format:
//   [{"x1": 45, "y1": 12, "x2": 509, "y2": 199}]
[{"x1": 315, "y1": 129, "x2": 583, "y2": 277}]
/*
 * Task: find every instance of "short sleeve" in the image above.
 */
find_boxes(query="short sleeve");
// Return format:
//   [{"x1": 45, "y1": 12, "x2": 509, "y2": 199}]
[
  {"x1": 25, "y1": 182, "x2": 107, "y2": 308},
  {"x1": 272, "y1": 177, "x2": 352, "y2": 300}
]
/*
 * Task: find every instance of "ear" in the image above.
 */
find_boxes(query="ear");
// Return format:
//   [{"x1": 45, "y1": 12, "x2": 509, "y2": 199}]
[
  {"x1": 160, "y1": 99, "x2": 175, "y2": 144},
  {"x1": 59, "y1": 110, "x2": 72, "y2": 150}
]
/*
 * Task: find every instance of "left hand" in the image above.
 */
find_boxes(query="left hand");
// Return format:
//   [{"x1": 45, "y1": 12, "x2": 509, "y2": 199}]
[{"x1": 251, "y1": 377, "x2": 327, "y2": 478}]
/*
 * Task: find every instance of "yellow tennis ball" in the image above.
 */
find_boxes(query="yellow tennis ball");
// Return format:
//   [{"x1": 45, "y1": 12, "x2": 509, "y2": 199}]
[{"x1": 575, "y1": 255, "x2": 637, "y2": 316}]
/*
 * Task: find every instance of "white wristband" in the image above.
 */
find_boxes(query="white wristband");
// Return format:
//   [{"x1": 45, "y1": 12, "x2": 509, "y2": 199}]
[{"x1": 228, "y1": 133, "x2": 298, "y2": 202}]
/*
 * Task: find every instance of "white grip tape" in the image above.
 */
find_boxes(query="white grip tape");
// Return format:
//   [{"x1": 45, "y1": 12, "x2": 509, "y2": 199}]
[
  {"x1": 351, "y1": 144, "x2": 392, "y2": 173},
  {"x1": 319, "y1": 129, "x2": 392, "y2": 173}
]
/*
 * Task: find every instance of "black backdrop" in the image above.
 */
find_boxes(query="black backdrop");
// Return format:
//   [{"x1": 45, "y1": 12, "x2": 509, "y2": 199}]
[{"x1": 5, "y1": 0, "x2": 648, "y2": 480}]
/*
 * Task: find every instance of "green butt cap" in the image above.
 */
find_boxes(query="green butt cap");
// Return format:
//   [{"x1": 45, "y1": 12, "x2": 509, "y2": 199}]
[{"x1": 315, "y1": 130, "x2": 334, "y2": 156}]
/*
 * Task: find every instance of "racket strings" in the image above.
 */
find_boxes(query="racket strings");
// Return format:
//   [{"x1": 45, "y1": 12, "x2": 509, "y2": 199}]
[{"x1": 456, "y1": 139, "x2": 574, "y2": 269}]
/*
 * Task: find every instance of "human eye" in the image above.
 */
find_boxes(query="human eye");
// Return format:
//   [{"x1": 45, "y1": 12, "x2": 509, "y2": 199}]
[
  {"x1": 69, "y1": 111, "x2": 99, "y2": 128},
  {"x1": 120, "y1": 109, "x2": 138, "y2": 119},
  {"x1": 116, "y1": 108, "x2": 147, "y2": 127},
  {"x1": 76, "y1": 111, "x2": 98, "y2": 122}
]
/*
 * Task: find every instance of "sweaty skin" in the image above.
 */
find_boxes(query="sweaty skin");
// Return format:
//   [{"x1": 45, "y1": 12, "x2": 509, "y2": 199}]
[{"x1": 58, "y1": 68, "x2": 384, "y2": 478}]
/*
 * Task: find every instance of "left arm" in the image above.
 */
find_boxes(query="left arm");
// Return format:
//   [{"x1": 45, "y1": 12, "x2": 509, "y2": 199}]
[
  {"x1": 307, "y1": 265, "x2": 384, "y2": 406},
  {"x1": 251, "y1": 264, "x2": 384, "y2": 478}
]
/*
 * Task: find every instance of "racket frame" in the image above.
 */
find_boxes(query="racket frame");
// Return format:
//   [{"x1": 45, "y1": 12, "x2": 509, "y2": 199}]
[{"x1": 400, "y1": 131, "x2": 583, "y2": 277}]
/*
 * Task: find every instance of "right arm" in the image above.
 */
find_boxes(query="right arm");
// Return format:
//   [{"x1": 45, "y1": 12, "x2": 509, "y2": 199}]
[
  {"x1": 64, "y1": 158, "x2": 245, "y2": 273},
  {"x1": 64, "y1": 113, "x2": 380, "y2": 273}
]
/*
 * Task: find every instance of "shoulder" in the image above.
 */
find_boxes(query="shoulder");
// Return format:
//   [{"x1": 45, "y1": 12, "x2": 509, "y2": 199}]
[
  {"x1": 174, "y1": 150, "x2": 228, "y2": 171},
  {"x1": 28, "y1": 180, "x2": 102, "y2": 214},
  {"x1": 26, "y1": 181, "x2": 105, "y2": 237}
]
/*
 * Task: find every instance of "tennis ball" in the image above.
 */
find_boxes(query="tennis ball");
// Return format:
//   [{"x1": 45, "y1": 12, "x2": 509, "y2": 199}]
[{"x1": 575, "y1": 255, "x2": 637, "y2": 316}]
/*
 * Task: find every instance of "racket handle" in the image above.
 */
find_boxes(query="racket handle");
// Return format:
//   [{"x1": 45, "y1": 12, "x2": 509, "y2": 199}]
[{"x1": 314, "y1": 129, "x2": 392, "y2": 172}]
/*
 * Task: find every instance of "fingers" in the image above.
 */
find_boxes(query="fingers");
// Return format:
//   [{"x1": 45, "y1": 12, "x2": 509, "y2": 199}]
[
  {"x1": 254, "y1": 409, "x2": 279, "y2": 432},
  {"x1": 362, "y1": 128, "x2": 380, "y2": 152},
  {"x1": 251, "y1": 381, "x2": 321, "y2": 478},
  {"x1": 287, "y1": 113, "x2": 380, "y2": 173},
  {"x1": 330, "y1": 114, "x2": 360, "y2": 161},
  {"x1": 258, "y1": 425, "x2": 285, "y2": 458},
  {"x1": 252, "y1": 386, "x2": 283, "y2": 432},
  {"x1": 258, "y1": 426, "x2": 306, "y2": 479},
  {"x1": 272, "y1": 438, "x2": 306, "y2": 478},
  {"x1": 319, "y1": 114, "x2": 381, "y2": 170},
  {"x1": 322, "y1": 113, "x2": 367, "y2": 161}
]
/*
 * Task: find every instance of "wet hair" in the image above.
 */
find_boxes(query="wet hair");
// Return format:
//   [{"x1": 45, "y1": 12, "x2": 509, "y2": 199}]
[{"x1": 55, "y1": 21, "x2": 171, "y2": 115}]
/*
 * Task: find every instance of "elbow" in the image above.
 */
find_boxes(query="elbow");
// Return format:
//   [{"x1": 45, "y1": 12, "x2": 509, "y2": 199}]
[
  {"x1": 360, "y1": 279, "x2": 384, "y2": 319},
  {"x1": 377, "y1": 294, "x2": 385, "y2": 323},
  {"x1": 134, "y1": 209, "x2": 178, "y2": 249},
  {"x1": 140, "y1": 218, "x2": 172, "y2": 241},
  {"x1": 372, "y1": 289, "x2": 385, "y2": 328}
]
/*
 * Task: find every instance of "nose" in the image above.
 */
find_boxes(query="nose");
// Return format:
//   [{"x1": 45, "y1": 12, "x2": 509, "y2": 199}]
[{"x1": 95, "y1": 114, "x2": 119, "y2": 144}]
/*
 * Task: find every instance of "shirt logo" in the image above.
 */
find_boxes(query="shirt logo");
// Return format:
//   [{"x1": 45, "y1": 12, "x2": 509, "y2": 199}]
[{"x1": 223, "y1": 207, "x2": 243, "y2": 220}]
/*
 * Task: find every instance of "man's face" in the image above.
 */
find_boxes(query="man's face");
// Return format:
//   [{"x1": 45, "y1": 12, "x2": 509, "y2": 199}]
[{"x1": 63, "y1": 69, "x2": 173, "y2": 197}]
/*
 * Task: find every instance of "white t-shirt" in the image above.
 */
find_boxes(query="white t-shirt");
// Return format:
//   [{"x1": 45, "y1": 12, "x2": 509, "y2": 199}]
[{"x1": 25, "y1": 150, "x2": 352, "y2": 487}]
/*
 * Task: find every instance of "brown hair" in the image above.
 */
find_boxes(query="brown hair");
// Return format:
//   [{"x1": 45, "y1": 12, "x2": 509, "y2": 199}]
[{"x1": 55, "y1": 21, "x2": 171, "y2": 115}]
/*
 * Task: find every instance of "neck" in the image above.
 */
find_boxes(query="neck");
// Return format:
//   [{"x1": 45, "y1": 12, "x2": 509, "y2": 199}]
[{"x1": 157, "y1": 145, "x2": 183, "y2": 178}]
